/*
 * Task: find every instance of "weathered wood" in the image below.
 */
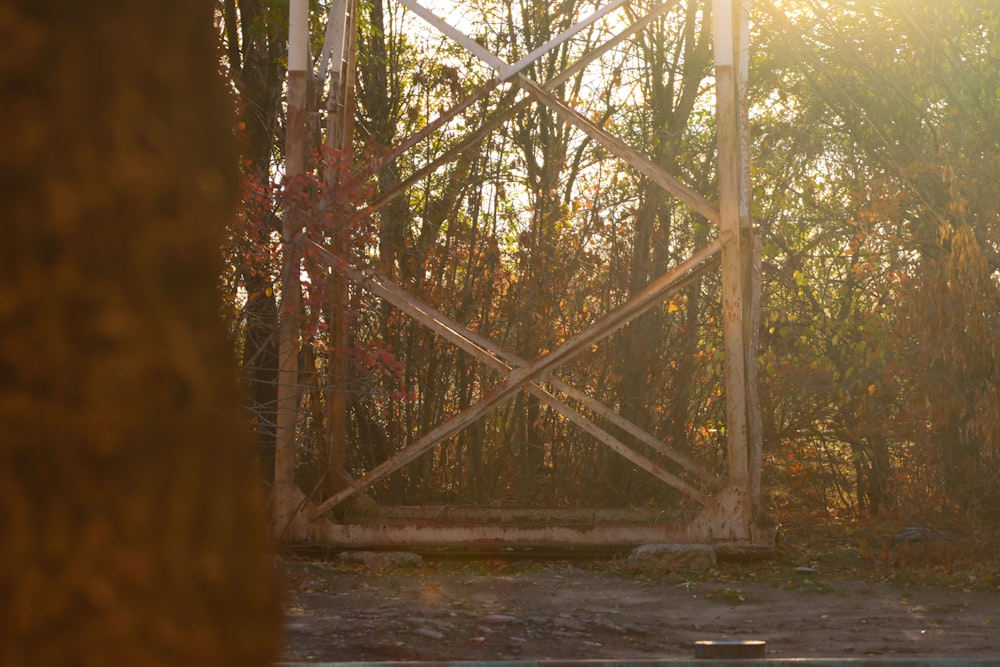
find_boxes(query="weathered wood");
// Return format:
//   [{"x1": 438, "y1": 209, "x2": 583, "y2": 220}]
[
  {"x1": 322, "y1": 0, "x2": 356, "y2": 497},
  {"x1": 341, "y1": 0, "x2": 358, "y2": 147},
  {"x1": 317, "y1": 250, "x2": 509, "y2": 369},
  {"x1": 273, "y1": 0, "x2": 310, "y2": 538},
  {"x1": 714, "y1": 0, "x2": 749, "y2": 492},
  {"x1": 548, "y1": 1, "x2": 683, "y2": 88},
  {"x1": 544, "y1": 375, "x2": 721, "y2": 487},
  {"x1": 319, "y1": 0, "x2": 349, "y2": 86},
  {"x1": 368, "y1": 77, "x2": 503, "y2": 180},
  {"x1": 368, "y1": 92, "x2": 530, "y2": 212},
  {"x1": 735, "y1": 2, "x2": 763, "y2": 520},
  {"x1": 309, "y1": 523, "x2": 704, "y2": 548},
  {"x1": 342, "y1": 505, "x2": 692, "y2": 526},
  {"x1": 322, "y1": 0, "x2": 358, "y2": 153},
  {"x1": 748, "y1": 235, "x2": 764, "y2": 517},
  {"x1": 527, "y1": 383, "x2": 710, "y2": 505}
]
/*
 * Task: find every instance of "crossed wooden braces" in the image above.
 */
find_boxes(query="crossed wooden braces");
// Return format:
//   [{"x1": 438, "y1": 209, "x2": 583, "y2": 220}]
[
  {"x1": 307, "y1": 234, "x2": 727, "y2": 519},
  {"x1": 305, "y1": 0, "x2": 756, "y2": 535}
]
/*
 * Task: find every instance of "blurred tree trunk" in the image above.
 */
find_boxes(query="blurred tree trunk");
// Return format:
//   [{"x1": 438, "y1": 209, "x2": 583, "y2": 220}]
[{"x1": 0, "y1": 1, "x2": 278, "y2": 664}]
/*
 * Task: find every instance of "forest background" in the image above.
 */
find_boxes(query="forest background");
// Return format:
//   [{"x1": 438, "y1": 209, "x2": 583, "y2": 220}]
[{"x1": 217, "y1": 0, "x2": 1000, "y2": 543}]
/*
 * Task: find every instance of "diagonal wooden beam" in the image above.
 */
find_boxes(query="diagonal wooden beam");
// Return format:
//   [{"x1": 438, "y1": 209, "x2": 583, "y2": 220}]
[
  {"x1": 307, "y1": 235, "x2": 727, "y2": 519},
  {"x1": 365, "y1": 77, "x2": 503, "y2": 182},
  {"x1": 398, "y1": 0, "x2": 506, "y2": 70},
  {"x1": 368, "y1": 90, "x2": 528, "y2": 213},
  {"x1": 311, "y1": 248, "x2": 509, "y2": 372},
  {"x1": 524, "y1": 382, "x2": 711, "y2": 505},
  {"x1": 515, "y1": 74, "x2": 720, "y2": 224},
  {"x1": 395, "y1": 0, "x2": 717, "y2": 222},
  {"x1": 547, "y1": 1, "x2": 682, "y2": 90},
  {"x1": 543, "y1": 374, "x2": 720, "y2": 486},
  {"x1": 499, "y1": 0, "x2": 630, "y2": 80},
  {"x1": 368, "y1": 0, "x2": 682, "y2": 214}
]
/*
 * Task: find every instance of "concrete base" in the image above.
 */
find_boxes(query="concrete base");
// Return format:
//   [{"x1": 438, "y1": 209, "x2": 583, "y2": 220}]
[
  {"x1": 626, "y1": 543, "x2": 717, "y2": 573},
  {"x1": 337, "y1": 550, "x2": 422, "y2": 568}
]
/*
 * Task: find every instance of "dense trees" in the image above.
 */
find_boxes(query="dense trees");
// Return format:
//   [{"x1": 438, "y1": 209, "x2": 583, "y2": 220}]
[
  {"x1": 755, "y1": 0, "x2": 1000, "y2": 522},
  {"x1": 220, "y1": 0, "x2": 1000, "y2": 528},
  {"x1": 220, "y1": 0, "x2": 287, "y2": 483}
]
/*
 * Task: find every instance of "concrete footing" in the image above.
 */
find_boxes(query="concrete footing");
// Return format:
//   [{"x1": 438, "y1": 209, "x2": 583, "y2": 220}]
[{"x1": 626, "y1": 543, "x2": 717, "y2": 573}]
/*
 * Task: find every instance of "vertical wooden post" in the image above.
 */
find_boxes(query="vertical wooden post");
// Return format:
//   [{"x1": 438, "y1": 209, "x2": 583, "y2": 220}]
[
  {"x1": 715, "y1": 0, "x2": 755, "y2": 536},
  {"x1": 735, "y1": 2, "x2": 764, "y2": 522},
  {"x1": 273, "y1": 0, "x2": 309, "y2": 536},
  {"x1": 324, "y1": 0, "x2": 357, "y2": 153},
  {"x1": 324, "y1": 0, "x2": 356, "y2": 497},
  {"x1": 287, "y1": 0, "x2": 309, "y2": 175}
]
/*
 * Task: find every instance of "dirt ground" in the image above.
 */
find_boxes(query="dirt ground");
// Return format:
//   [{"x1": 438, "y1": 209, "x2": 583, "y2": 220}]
[{"x1": 275, "y1": 543, "x2": 1000, "y2": 664}]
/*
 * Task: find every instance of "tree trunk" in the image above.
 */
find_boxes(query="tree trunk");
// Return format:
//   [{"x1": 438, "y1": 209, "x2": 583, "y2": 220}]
[
  {"x1": 273, "y1": 0, "x2": 309, "y2": 536},
  {"x1": 226, "y1": 0, "x2": 285, "y2": 481},
  {"x1": 0, "y1": 1, "x2": 278, "y2": 664}
]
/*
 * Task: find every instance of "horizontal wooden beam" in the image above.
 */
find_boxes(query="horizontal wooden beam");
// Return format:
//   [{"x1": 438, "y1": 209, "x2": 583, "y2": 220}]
[
  {"x1": 310, "y1": 522, "x2": 701, "y2": 548},
  {"x1": 342, "y1": 505, "x2": 691, "y2": 525}
]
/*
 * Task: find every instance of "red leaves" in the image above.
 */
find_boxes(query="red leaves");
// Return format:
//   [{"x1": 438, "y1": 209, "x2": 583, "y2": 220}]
[
  {"x1": 346, "y1": 341, "x2": 409, "y2": 401},
  {"x1": 226, "y1": 142, "x2": 412, "y2": 407}
]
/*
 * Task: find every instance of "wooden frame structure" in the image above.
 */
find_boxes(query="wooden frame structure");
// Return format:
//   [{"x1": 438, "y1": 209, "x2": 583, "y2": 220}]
[{"x1": 274, "y1": 0, "x2": 768, "y2": 551}]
